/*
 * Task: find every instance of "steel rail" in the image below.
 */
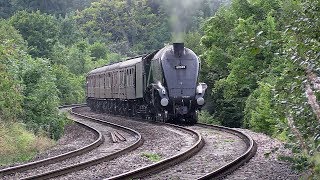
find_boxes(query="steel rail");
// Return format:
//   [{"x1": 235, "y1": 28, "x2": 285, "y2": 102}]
[
  {"x1": 72, "y1": 108, "x2": 257, "y2": 180},
  {"x1": 28, "y1": 105, "x2": 205, "y2": 180},
  {"x1": 105, "y1": 123, "x2": 256, "y2": 180},
  {"x1": 21, "y1": 106, "x2": 143, "y2": 180},
  {"x1": 0, "y1": 106, "x2": 104, "y2": 177},
  {"x1": 196, "y1": 123, "x2": 257, "y2": 180},
  {"x1": 7, "y1": 105, "x2": 255, "y2": 180},
  {"x1": 107, "y1": 123, "x2": 204, "y2": 180}
]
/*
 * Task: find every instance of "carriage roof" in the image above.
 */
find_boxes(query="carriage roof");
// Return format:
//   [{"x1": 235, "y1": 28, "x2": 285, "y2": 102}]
[{"x1": 88, "y1": 57, "x2": 143, "y2": 75}]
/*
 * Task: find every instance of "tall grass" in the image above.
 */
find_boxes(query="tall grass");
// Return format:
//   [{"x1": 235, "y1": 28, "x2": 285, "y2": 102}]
[{"x1": 0, "y1": 123, "x2": 55, "y2": 165}]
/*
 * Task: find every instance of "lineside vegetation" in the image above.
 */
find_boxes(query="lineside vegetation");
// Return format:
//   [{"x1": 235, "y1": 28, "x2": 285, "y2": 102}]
[{"x1": 0, "y1": 0, "x2": 319, "y2": 177}]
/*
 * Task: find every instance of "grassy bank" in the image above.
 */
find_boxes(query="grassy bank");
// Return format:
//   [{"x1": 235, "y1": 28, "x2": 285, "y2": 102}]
[{"x1": 0, "y1": 123, "x2": 55, "y2": 166}]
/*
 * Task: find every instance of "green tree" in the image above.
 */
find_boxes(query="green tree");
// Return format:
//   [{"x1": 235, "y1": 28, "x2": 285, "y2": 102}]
[
  {"x1": 0, "y1": 0, "x2": 15, "y2": 19},
  {"x1": 75, "y1": 0, "x2": 170, "y2": 55},
  {"x1": 22, "y1": 57, "x2": 65, "y2": 140},
  {"x1": 58, "y1": 13, "x2": 82, "y2": 46},
  {"x1": 50, "y1": 40, "x2": 93, "y2": 75},
  {"x1": 0, "y1": 19, "x2": 66, "y2": 140},
  {"x1": 0, "y1": 20, "x2": 26, "y2": 123},
  {"x1": 202, "y1": 0, "x2": 320, "y2": 175},
  {"x1": 11, "y1": 0, "x2": 95, "y2": 16},
  {"x1": 10, "y1": 10, "x2": 60, "y2": 58},
  {"x1": 201, "y1": 0, "x2": 282, "y2": 127},
  {"x1": 53, "y1": 64, "x2": 85, "y2": 105},
  {"x1": 89, "y1": 42, "x2": 108, "y2": 61}
]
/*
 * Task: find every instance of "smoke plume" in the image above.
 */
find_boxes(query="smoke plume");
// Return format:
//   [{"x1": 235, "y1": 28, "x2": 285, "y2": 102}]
[{"x1": 164, "y1": 0, "x2": 202, "y2": 43}]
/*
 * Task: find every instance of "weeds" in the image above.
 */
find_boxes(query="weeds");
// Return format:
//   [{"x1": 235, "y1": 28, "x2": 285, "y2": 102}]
[
  {"x1": 0, "y1": 123, "x2": 55, "y2": 165},
  {"x1": 141, "y1": 152, "x2": 161, "y2": 162}
]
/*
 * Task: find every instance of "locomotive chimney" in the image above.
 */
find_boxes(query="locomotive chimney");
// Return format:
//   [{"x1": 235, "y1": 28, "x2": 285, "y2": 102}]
[{"x1": 173, "y1": 43, "x2": 184, "y2": 57}]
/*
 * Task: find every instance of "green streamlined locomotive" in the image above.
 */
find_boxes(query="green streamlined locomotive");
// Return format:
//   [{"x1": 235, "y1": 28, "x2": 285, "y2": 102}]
[{"x1": 86, "y1": 43, "x2": 207, "y2": 123}]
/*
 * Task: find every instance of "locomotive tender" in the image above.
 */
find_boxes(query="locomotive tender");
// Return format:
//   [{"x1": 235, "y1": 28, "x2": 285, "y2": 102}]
[{"x1": 86, "y1": 43, "x2": 207, "y2": 123}]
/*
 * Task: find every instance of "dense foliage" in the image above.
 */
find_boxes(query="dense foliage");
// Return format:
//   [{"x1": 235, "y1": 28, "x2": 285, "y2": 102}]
[
  {"x1": 0, "y1": 0, "x2": 225, "y2": 165},
  {"x1": 0, "y1": 20, "x2": 65, "y2": 139},
  {"x1": 0, "y1": 21, "x2": 60, "y2": 163},
  {"x1": 0, "y1": 0, "x2": 96, "y2": 18},
  {"x1": 201, "y1": 0, "x2": 320, "y2": 176},
  {"x1": 1, "y1": 0, "x2": 319, "y2": 176}
]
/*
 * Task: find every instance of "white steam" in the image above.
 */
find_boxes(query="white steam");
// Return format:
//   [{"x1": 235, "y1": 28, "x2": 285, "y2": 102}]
[
  {"x1": 164, "y1": 0, "x2": 230, "y2": 43},
  {"x1": 164, "y1": 0, "x2": 202, "y2": 43}
]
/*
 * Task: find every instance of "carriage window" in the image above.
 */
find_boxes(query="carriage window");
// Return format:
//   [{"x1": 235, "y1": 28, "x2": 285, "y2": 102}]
[
  {"x1": 120, "y1": 71, "x2": 123, "y2": 87},
  {"x1": 106, "y1": 73, "x2": 109, "y2": 88},
  {"x1": 107, "y1": 73, "x2": 109, "y2": 85},
  {"x1": 109, "y1": 73, "x2": 112, "y2": 88},
  {"x1": 113, "y1": 72, "x2": 116, "y2": 87},
  {"x1": 123, "y1": 70, "x2": 125, "y2": 87},
  {"x1": 127, "y1": 70, "x2": 129, "y2": 87},
  {"x1": 132, "y1": 68, "x2": 135, "y2": 86},
  {"x1": 131, "y1": 68, "x2": 133, "y2": 86},
  {"x1": 104, "y1": 74, "x2": 106, "y2": 88},
  {"x1": 119, "y1": 71, "x2": 122, "y2": 87}
]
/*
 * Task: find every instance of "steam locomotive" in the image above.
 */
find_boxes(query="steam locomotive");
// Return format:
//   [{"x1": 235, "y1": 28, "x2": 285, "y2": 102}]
[{"x1": 86, "y1": 43, "x2": 207, "y2": 123}]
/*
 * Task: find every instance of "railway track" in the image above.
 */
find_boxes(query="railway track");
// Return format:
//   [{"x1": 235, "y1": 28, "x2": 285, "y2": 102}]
[
  {"x1": 0, "y1": 106, "x2": 143, "y2": 180},
  {"x1": 0, "y1": 107, "x2": 103, "y2": 177},
  {"x1": 1, "y1": 105, "x2": 256, "y2": 179},
  {"x1": 195, "y1": 123, "x2": 257, "y2": 179},
  {"x1": 61, "y1": 106, "x2": 204, "y2": 179},
  {"x1": 142, "y1": 123, "x2": 257, "y2": 180},
  {"x1": 68, "y1": 106, "x2": 256, "y2": 179}
]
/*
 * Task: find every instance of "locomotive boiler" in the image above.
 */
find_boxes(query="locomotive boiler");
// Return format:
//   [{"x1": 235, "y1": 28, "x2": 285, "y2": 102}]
[{"x1": 86, "y1": 43, "x2": 207, "y2": 123}]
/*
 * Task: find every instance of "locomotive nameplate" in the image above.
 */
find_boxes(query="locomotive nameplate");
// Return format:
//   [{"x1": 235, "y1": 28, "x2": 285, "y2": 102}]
[{"x1": 175, "y1": 65, "x2": 186, "y2": 69}]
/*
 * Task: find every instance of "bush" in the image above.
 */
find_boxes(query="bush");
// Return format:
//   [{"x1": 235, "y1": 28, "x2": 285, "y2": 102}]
[
  {"x1": 0, "y1": 20, "x2": 26, "y2": 124},
  {"x1": 244, "y1": 81, "x2": 276, "y2": 135},
  {"x1": 198, "y1": 110, "x2": 221, "y2": 125},
  {"x1": 22, "y1": 58, "x2": 66, "y2": 140},
  {"x1": 53, "y1": 64, "x2": 85, "y2": 105}
]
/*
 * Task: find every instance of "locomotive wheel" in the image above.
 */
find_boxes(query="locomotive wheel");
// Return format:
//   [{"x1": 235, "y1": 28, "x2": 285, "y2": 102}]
[
  {"x1": 107, "y1": 100, "x2": 111, "y2": 113},
  {"x1": 162, "y1": 110, "x2": 169, "y2": 123},
  {"x1": 188, "y1": 110, "x2": 199, "y2": 124},
  {"x1": 113, "y1": 100, "x2": 117, "y2": 114},
  {"x1": 128, "y1": 102, "x2": 133, "y2": 117},
  {"x1": 124, "y1": 101, "x2": 129, "y2": 117}
]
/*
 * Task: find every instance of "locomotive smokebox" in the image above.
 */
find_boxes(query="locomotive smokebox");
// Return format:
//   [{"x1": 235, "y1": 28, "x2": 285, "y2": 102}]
[{"x1": 173, "y1": 43, "x2": 184, "y2": 57}]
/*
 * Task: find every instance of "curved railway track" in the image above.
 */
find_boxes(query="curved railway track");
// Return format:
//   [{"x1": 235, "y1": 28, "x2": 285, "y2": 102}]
[
  {"x1": 1, "y1": 105, "x2": 257, "y2": 179},
  {"x1": 107, "y1": 125, "x2": 256, "y2": 180},
  {"x1": 0, "y1": 107, "x2": 104, "y2": 177},
  {"x1": 68, "y1": 106, "x2": 256, "y2": 179},
  {"x1": 196, "y1": 123, "x2": 257, "y2": 179},
  {"x1": 63, "y1": 106, "x2": 204, "y2": 179},
  {"x1": 0, "y1": 106, "x2": 143, "y2": 180},
  {"x1": 142, "y1": 123, "x2": 257, "y2": 180}
]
